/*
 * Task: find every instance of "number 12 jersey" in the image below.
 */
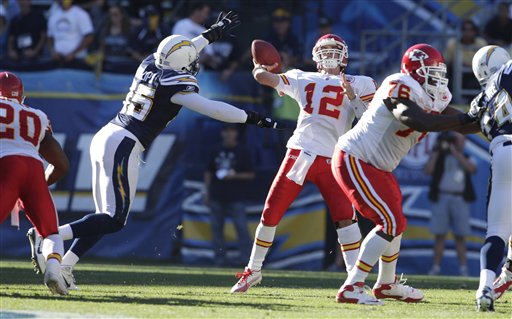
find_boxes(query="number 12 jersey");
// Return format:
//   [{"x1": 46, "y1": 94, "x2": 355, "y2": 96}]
[{"x1": 275, "y1": 69, "x2": 377, "y2": 157}]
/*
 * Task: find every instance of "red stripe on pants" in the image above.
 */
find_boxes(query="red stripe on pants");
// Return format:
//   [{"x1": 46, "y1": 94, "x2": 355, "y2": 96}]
[{"x1": 331, "y1": 148, "x2": 406, "y2": 236}]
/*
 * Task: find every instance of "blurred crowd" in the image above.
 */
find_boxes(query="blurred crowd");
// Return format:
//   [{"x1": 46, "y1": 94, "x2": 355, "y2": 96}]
[
  {"x1": 0, "y1": 0, "x2": 311, "y2": 74},
  {"x1": 1, "y1": 0, "x2": 510, "y2": 81},
  {"x1": 444, "y1": 1, "x2": 512, "y2": 102}
]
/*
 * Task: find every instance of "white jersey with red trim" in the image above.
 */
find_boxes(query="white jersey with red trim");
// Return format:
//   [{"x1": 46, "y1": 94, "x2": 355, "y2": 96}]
[
  {"x1": 337, "y1": 73, "x2": 451, "y2": 172},
  {"x1": 0, "y1": 98, "x2": 50, "y2": 162},
  {"x1": 275, "y1": 69, "x2": 377, "y2": 157}
]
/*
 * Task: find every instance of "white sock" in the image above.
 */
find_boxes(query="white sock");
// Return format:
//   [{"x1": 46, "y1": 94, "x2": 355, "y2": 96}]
[
  {"x1": 42, "y1": 234, "x2": 64, "y2": 261},
  {"x1": 478, "y1": 269, "x2": 496, "y2": 290},
  {"x1": 337, "y1": 223, "x2": 361, "y2": 272},
  {"x1": 247, "y1": 223, "x2": 276, "y2": 271},
  {"x1": 58, "y1": 224, "x2": 74, "y2": 241},
  {"x1": 62, "y1": 251, "x2": 80, "y2": 267},
  {"x1": 345, "y1": 227, "x2": 391, "y2": 285},
  {"x1": 377, "y1": 234, "x2": 401, "y2": 284}
]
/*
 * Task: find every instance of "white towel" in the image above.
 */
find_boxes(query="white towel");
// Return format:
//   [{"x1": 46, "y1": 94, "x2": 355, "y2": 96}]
[
  {"x1": 286, "y1": 150, "x2": 316, "y2": 185},
  {"x1": 10, "y1": 198, "x2": 23, "y2": 229}
]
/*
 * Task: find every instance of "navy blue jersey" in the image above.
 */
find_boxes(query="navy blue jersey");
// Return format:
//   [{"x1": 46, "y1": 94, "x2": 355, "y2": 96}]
[
  {"x1": 479, "y1": 60, "x2": 512, "y2": 140},
  {"x1": 111, "y1": 55, "x2": 199, "y2": 148}
]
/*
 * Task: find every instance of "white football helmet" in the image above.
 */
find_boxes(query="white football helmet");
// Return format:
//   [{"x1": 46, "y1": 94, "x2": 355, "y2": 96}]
[
  {"x1": 312, "y1": 34, "x2": 348, "y2": 70},
  {"x1": 154, "y1": 35, "x2": 199, "y2": 75},
  {"x1": 472, "y1": 45, "x2": 511, "y2": 89}
]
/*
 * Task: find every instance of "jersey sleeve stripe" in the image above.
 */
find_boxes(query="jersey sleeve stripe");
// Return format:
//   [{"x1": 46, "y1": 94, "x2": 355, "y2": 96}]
[
  {"x1": 279, "y1": 74, "x2": 290, "y2": 85},
  {"x1": 161, "y1": 77, "x2": 198, "y2": 84},
  {"x1": 360, "y1": 93, "x2": 375, "y2": 100}
]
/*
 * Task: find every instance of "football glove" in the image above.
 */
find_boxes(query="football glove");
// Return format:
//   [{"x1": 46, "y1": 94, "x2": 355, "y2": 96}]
[
  {"x1": 245, "y1": 111, "x2": 284, "y2": 129},
  {"x1": 201, "y1": 11, "x2": 241, "y2": 44},
  {"x1": 467, "y1": 92, "x2": 487, "y2": 121}
]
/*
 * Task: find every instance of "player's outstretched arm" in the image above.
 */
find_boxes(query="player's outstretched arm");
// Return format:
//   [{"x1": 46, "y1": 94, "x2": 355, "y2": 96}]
[
  {"x1": 384, "y1": 97, "x2": 478, "y2": 132},
  {"x1": 440, "y1": 106, "x2": 481, "y2": 134},
  {"x1": 39, "y1": 132, "x2": 70, "y2": 185},
  {"x1": 171, "y1": 92, "x2": 283, "y2": 129}
]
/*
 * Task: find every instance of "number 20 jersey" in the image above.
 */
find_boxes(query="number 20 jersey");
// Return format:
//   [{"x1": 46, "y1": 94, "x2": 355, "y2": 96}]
[
  {"x1": 275, "y1": 69, "x2": 377, "y2": 157},
  {"x1": 111, "y1": 55, "x2": 199, "y2": 148},
  {"x1": 337, "y1": 73, "x2": 452, "y2": 172},
  {"x1": 479, "y1": 60, "x2": 512, "y2": 140},
  {"x1": 0, "y1": 98, "x2": 50, "y2": 162}
]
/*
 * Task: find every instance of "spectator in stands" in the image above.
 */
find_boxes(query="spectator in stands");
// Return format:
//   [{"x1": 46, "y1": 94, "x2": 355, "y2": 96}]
[
  {"x1": 172, "y1": 2, "x2": 210, "y2": 39},
  {"x1": 424, "y1": 132, "x2": 476, "y2": 276},
  {"x1": 7, "y1": 0, "x2": 46, "y2": 62},
  {"x1": 484, "y1": 2, "x2": 512, "y2": 48},
  {"x1": 445, "y1": 20, "x2": 487, "y2": 100},
  {"x1": 221, "y1": 7, "x2": 302, "y2": 80},
  {"x1": 204, "y1": 124, "x2": 254, "y2": 267},
  {"x1": 47, "y1": 0, "x2": 94, "y2": 68},
  {"x1": 77, "y1": 0, "x2": 107, "y2": 30},
  {"x1": 129, "y1": 5, "x2": 167, "y2": 62},
  {"x1": 265, "y1": 8, "x2": 301, "y2": 68},
  {"x1": 172, "y1": 2, "x2": 223, "y2": 70},
  {"x1": 303, "y1": 16, "x2": 333, "y2": 71},
  {"x1": 96, "y1": 4, "x2": 133, "y2": 72}
]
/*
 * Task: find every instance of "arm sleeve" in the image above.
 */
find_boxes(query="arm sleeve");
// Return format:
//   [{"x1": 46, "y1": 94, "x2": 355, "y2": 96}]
[
  {"x1": 274, "y1": 69, "x2": 300, "y2": 99},
  {"x1": 191, "y1": 35, "x2": 209, "y2": 53},
  {"x1": 171, "y1": 92, "x2": 248, "y2": 123}
]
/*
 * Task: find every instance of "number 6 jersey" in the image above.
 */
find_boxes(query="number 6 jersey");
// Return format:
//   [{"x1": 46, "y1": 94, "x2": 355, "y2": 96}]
[
  {"x1": 275, "y1": 69, "x2": 377, "y2": 157},
  {"x1": 337, "y1": 73, "x2": 452, "y2": 172}
]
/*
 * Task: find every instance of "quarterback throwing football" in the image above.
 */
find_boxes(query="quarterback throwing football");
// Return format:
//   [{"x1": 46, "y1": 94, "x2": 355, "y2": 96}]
[{"x1": 231, "y1": 34, "x2": 377, "y2": 293}]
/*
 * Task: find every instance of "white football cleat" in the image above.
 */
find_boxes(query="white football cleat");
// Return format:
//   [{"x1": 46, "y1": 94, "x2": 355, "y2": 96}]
[
  {"x1": 493, "y1": 268, "x2": 512, "y2": 300},
  {"x1": 230, "y1": 267, "x2": 262, "y2": 293},
  {"x1": 27, "y1": 227, "x2": 45, "y2": 274},
  {"x1": 372, "y1": 275, "x2": 424, "y2": 303},
  {"x1": 61, "y1": 265, "x2": 79, "y2": 290},
  {"x1": 44, "y1": 262, "x2": 68, "y2": 296},
  {"x1": 336, "y1": 282, "x2": 384, "y2": 305},
  {"x1": 476, "y1": 286, "x2": 495, "y2": 312}
]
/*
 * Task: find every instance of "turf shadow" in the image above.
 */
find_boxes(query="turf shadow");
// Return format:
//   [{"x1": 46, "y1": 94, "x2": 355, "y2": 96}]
[{"x1": 0, "y1": 291, "x2": 305, "y2": 311}]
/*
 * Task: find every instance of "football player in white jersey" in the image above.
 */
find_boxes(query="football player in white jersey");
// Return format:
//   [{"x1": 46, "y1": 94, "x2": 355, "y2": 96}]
[
  {"x1": 231, "y1": 34, "x2": 378, "y2": 293},
  {"x1": 27, "y1": 12, "x2": 282, "y2": 289},
  {"x1": 469, "y1": 45, "x2": 512, "y2": 311},
  {"x1": 0, "y1": 72, "x2": 69, "y2": 295},
  {"x1": 331, "y1": 43, "x2": 482, "y2": 305}
]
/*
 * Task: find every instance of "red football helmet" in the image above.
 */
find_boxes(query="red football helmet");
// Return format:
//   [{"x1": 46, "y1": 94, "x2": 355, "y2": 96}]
[
  {"x1": 401, "y1": 44, "x2": 448, "y2": 101},
  {"x1": 0, "y1": 71, "x2": 24, "y2": 103},
  {"x1": 312, "y1": 34, "x2": 349, "y2": 71}
]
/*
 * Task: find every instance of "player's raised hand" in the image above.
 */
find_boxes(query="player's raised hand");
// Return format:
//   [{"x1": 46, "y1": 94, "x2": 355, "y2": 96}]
[
  {"x1": 245, "y1": 110, "x2": 286, "y2": 129},
  {"x1": 201, "y1": 11, "x2": 241, "y2": 44},
  {"x1": 340, "y1": 73, "x2": 356, "y2": 100}
]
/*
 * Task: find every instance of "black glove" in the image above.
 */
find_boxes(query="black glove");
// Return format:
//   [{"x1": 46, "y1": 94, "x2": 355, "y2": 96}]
[
  {"x1": 245, "y1": 111, "x2": 284, "y2": 129},
  {"x1": 201, "y1": 11, "x2": 241, "y2": 44}
]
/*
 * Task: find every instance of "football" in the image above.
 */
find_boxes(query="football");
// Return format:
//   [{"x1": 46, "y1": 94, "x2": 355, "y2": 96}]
[{"x1": 251, "y1": 39, "x2": 282, "y2": 73}]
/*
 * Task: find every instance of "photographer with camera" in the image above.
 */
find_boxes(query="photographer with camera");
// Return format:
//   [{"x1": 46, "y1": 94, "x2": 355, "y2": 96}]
[{"x1": 424, "y1": 131, "x2": 476, "y2": 276}]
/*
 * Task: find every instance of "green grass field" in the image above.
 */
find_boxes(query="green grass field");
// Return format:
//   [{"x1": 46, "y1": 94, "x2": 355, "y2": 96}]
[{"x1": 0, "y1": 259, "x2": 510, "y2": 318}]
